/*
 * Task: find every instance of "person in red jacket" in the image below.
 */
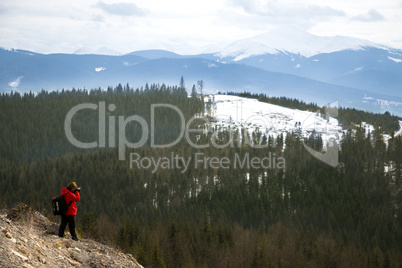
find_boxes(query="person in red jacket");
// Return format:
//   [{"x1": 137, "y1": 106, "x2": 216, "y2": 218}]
[{"x1": 58, "y1": 182, "x2": 81, "y2": 241}]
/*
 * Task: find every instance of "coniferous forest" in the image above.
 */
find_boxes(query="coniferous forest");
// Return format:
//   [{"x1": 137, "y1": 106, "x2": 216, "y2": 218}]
[{"x1": 0, "y1": 83, "x2": 401, "y2": 267}]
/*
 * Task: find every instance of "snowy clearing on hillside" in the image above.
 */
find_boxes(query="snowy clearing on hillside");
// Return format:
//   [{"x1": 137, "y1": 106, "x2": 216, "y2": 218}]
[{"x1": 206, "y1": 95, "x2": 343, "y2": 147}]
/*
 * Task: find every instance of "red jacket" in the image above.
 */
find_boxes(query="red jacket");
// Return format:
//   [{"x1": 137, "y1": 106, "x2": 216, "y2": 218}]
[{"x1": 61, "y1": 188, "x2": 80, "y2": 215}]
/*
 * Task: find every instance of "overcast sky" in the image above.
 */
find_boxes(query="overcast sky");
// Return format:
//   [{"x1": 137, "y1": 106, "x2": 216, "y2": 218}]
[{"x1": 0, "y1": 0, "x2": 401, "y2": 54}]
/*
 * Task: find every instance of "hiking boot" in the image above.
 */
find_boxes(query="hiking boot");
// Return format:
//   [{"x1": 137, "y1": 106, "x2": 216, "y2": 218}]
[{"x1": 72, "y1": 237, "x2": 79, "y2": 241}]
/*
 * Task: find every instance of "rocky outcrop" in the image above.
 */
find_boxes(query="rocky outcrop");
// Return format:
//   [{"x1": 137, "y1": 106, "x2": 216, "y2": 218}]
[{"x1": 0, "y1": 203, "x2": 143, "y2": 268}]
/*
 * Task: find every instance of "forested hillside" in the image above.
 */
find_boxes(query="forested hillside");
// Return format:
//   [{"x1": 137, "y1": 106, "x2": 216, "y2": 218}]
[{"x1": 0, "y1": 85, "x2": 401, "y2": 267}]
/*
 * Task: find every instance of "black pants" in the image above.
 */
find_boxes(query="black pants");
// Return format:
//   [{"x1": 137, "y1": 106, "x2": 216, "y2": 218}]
[{"x1": 58, "y1": 215, "x2": 78, "y2": 238}]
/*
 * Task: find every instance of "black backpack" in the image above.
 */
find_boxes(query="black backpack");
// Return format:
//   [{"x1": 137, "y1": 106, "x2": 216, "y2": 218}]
[{"x1": 52, "y1": 193, "x2": 73, "y2": 215}]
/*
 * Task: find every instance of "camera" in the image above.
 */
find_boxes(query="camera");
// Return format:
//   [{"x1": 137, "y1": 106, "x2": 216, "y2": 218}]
[{"x1": 75, "y1": 187, "x2": 81, "y2": 192}]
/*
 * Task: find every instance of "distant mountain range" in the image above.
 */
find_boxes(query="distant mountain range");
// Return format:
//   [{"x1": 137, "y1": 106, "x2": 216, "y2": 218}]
[
  {"x1": 1, "y1": 26, "x2": 401, "y2": 115},
  {"x1": 73, "y1": 46, "x2": 122, "y2": 56}
]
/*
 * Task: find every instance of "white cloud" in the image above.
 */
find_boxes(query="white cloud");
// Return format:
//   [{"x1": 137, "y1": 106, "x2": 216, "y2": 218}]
[
  {"x1": 95, "y1": 1, "x2": 148, "y2": 16},
  {"x1": 0, "y1": 0, "x2": 400, "y2": 54},
  {"x1": 352, "y1": 9, "x2": 385, "y2": 22},
  {"x1": 230, "y1": 0, "x2": 345, "y2": 19}
]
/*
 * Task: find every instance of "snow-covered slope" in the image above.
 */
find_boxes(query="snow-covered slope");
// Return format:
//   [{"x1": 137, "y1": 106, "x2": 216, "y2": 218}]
[
  {"x1": 215, "y1": 26, "x2": 385, "y2": 60},
  {"x1": 208, "y1": 95, "x2": 343, "y2": 147}
]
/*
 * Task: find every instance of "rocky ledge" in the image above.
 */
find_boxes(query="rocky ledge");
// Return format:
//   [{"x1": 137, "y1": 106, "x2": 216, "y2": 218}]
[{"x1": 0, "y1": 203, "x2": 143, "y2": 268}]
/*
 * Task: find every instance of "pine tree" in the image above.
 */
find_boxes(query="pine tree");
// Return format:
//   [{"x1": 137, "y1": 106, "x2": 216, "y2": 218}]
[
  {"x1": 151, "y1": 240, "x2": 166, "y2": 268},
  {"x1": 80, "y1": 211, "x2": 99, "y2": 240}
]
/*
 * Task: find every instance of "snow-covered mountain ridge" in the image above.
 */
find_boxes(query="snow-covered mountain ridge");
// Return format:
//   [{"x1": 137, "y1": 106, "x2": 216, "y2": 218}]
[{"x1": 215, "y1": 26, "x2": 386, "y2": 60}]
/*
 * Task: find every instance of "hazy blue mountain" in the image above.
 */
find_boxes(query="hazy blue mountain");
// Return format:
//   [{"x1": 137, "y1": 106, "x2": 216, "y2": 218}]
[
  {"x1": 0, "y1": 49, "x2": 146, "y2": 90},
  {"x1": 209, "y1": 27, "x2": 402, "y2": 101},
  {"x1": 216, "y1": 47, "x2": 402, "y2": 98},
  {"x1": 73, "y1": 46, "x2": 122, "y2": 56},
  {"x1": 126, "y1": 49, "x2": 183, "y2": 59}
]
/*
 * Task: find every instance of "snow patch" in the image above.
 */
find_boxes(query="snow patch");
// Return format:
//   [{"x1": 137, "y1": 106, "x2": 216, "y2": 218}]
[
  {"x1": 363, "y1": 95, "x2": 402, "y2": 111},
  {"x1": 388, "y1": 51, "x2": 402, "y2": 56},
  {"x1": 8, "y1": 76, "x2": 23, "y2": 88},
  {"x1": 375, "y1": 98, "x2": 402, "y2": 108},
  {"x1": 388, "y1": 56, "x2": 402, "y2": 63},
  {"x1": 361, "y1": 122, "x2": 374, "y2": 138},
  {"x1": 95, "y1": 67, "x2": 106, "y2": 72},
  {"x1": 123, "y1": 61, "x2": 138, "y2": 67},
  {"x1": 1, "y1": 47, "x2": 14, "y2": 52},
  {"x1": 396, "y1": 121, "x2": 402, "y2": 137}
]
